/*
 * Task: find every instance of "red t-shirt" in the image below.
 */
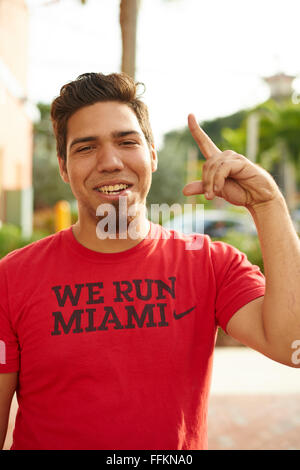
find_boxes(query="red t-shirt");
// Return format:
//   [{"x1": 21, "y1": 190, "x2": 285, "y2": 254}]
[{"x1": 0, "y1": 223, "x2": 265, "y2": 450}]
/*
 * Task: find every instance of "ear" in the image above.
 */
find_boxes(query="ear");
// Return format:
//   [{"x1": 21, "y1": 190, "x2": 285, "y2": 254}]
[
  {"x1": 150, "y1": 144, "x2": 158, "y2": 173},
  {"x1": 57, "y1": 156, "x2": 70, "y2": 184}
]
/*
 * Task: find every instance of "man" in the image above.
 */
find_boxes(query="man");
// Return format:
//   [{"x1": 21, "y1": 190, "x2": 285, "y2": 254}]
[{"x1": 0, "y1": 72, "x2": 299, "y2": 450}]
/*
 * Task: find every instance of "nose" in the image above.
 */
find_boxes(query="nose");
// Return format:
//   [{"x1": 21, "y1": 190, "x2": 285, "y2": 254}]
[{"x1": 95, "y1": 144, "x2": 125, "y2": 172}]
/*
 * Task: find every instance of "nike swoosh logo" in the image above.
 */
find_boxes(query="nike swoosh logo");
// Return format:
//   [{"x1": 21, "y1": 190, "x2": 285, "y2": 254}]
[{"x1": 173, "y1": 306, "x2": 196, "y2": 320}]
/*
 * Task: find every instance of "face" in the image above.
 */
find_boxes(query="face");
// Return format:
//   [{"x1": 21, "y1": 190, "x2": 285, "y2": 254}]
[{"x1": 58, "y1": 101, "x2": 157, "y2": 227}]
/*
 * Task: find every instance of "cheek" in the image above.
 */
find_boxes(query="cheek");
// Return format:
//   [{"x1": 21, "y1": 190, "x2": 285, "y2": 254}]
[
  {"x1": 136, "y1": 163, "x2": 153, "y2": 196},
  {"x1": 67, "y1": 159, "x2": 93, "y2": 183},
  {"x1": 135, "y1": 161, "x2": 152, "y2": 183},
  {"x1": 65, "y1": 168, "x2": 87, "y2": 199}
]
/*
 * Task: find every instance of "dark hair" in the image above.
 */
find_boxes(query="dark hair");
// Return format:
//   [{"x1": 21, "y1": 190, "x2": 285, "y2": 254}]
[{"x1": 50, "y1": 72, "x2": 154, "y2": 161}]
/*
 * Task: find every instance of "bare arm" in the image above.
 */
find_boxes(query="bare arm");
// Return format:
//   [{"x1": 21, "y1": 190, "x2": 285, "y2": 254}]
[
  {"x1": 0, "y1": 372, "x2": 18, "y2": 449},
  {"x1": 227, "y1": 196, "x2": 300, "y2": 366},
  {"x1": 184, "y1": 114, "x2": 300, "y2": 367}
]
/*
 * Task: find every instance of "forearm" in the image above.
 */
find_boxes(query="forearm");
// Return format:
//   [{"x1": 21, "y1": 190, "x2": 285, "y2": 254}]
[
  {"x1": 0, "y1": 373, "x2": 18, "y2": 449},
  {"x1": 0, "y1": 405, "x2": 10, "y2": 449},
  {"x1": 248, "y1": 194, "x2": 300, "y2": 359}
]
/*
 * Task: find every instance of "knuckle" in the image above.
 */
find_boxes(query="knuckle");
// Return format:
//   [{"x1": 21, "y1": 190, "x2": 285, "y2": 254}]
[
  {"x1": 214, "y1": 165, "x2": 224, "y2": 176},
  {"x1": 207, "y1": 161, "x2": 217, "y2": 171},
  {"x1": 202, "y1": 161, "x2": 210, "y2": 173},
  {"x1": 237, "y1": 153, "x2": 248, "y2": 162},
  {"x1": 222, "y1": 150, "x2": 235, "y2": 158}
]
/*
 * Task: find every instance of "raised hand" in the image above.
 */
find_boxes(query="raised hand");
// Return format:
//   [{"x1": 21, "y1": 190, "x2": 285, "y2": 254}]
[{"x1": 182, "y1": 114, "x2": 280, "y2": 208}]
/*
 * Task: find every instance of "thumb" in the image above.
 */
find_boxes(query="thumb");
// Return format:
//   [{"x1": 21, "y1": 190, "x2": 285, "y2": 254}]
[{"x1": 182, "y1": 180, "x2": 204, "y2": 196}]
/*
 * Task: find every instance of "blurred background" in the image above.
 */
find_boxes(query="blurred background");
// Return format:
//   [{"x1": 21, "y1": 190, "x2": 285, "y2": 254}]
[{"x1": 1, "y1": 0, "x2": 300, "y2": 450}]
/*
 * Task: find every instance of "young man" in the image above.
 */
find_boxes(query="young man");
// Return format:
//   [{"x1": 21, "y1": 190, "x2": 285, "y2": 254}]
[{"x1": 0, "y1": 72, "x2": 299, "y2": 450}]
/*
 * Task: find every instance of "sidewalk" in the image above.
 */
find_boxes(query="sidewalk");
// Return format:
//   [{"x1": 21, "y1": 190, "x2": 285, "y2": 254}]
[{"x1": 208, "y1": 347, "x2": 300, "y2": 450}]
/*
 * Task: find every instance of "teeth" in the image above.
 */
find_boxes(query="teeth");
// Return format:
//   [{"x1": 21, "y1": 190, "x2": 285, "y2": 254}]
[{"x1": 97, "y1": 183, "x2": 129, "y2": 194}]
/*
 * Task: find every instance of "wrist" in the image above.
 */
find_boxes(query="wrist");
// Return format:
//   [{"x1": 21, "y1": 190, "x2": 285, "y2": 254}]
[{"x1": 246, "y1": 192, "x2": 286, "y2": 217}]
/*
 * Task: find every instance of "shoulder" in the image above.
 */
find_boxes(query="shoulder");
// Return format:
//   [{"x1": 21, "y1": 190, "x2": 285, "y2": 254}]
[
  {"x1": 156, "y1": 224, "x2": 260, "y2": 274},
  {"x1": 157, "y1": 224, "x2": 237, "y2": 258}
]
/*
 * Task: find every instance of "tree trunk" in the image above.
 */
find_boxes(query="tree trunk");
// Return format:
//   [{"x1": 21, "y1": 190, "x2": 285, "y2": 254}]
[{"x1": 119, "y1": 0, "x2": 139, "y2": 78}]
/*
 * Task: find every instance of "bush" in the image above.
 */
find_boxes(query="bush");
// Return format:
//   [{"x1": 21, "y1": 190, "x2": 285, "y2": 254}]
[
  {"x1": 0, "y1": 225, "x2": 23, "y2": 257},
  {"x1": 0, "y1": 224, "x2": 50, "y2": 259},
  {"x1": 214, "y1": 230, "x2": 264, "y2": 273}
]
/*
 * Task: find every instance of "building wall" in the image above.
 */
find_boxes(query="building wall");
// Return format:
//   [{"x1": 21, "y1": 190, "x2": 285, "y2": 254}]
[{"x1": 0, "y1": 0, "x2": 33, "y2": 235}]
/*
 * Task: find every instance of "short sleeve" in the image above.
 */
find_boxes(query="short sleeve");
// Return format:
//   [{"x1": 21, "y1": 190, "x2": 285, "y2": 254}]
[
  {"x1": 0, "y1": 258, "x2": 20, "y2": 373},
  {"x1": 210, "y1": 240, "x2": 265, "y2": 334}
]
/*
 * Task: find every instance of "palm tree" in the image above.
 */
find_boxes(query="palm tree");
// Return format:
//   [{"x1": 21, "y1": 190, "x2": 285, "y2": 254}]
[
  {"x1": 78, "y1": 0, "x2": 176, "y2": 79},
  {"x1": 119, "y1": 0, "x2": 140, "y2": 78},
  {"x1": 79, "y1": 0, "x2": 140, "y2": 78},
  {"x1": 77, "y1": 0, "x2": 139, "y2": 78},
  {"x1": 222, "y1": 99, "x2": 300, "y2": 211}
]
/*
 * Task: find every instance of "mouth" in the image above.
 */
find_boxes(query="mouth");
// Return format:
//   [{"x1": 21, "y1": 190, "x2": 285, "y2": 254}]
[{"x1": 93, "y1": 182, "x2": 133, "y2": 196}]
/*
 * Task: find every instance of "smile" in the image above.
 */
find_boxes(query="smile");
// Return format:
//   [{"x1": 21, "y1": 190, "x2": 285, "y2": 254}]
[{"x1": 95, "y1": 183, "x2": 131, "y2": 195}]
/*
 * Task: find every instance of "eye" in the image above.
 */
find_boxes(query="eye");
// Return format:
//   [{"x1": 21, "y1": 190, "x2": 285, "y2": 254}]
[
  {"x1": 120, "y1": 140, "x2": 138, "y2": 146},
  {"x1": 77, "y1": 145, "x2": 94, "y2": 153}
]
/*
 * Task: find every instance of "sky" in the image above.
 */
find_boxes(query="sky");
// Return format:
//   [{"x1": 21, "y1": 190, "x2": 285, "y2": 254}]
[{"x1": 26, "y1": 0, "x2": 300, "y2": 148}]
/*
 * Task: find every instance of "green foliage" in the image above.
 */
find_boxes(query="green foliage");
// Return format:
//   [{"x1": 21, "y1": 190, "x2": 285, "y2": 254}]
[
  {"x1": 221, "y1": 127, "x2": 247, "y2": 155},
  {"x1": 151, "y1": 98, "x2": 300, "y2": 209},
  {"x1": 148, "y1": 130, "x2": 188, "y2": 206},
  {"x1": 33, "y1": 103, "x2": 74, "y2": 209},
  {"x1": 201, "y1": 110, "x2": 247, "y2": 154},
  {"x1": 0, "y1": 224, "x2": 50, "y2": 259},
  {"x1": 222, "y1": 98, "x2": 300, "y2": 187},
  {"x1": 0, "y1": 225, "x2": 22, "y2": 257}
]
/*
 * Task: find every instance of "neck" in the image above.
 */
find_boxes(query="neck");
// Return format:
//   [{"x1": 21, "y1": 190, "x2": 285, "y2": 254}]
[{"x1": 72, "y1": 214, "x2": 150, "y2": 253}]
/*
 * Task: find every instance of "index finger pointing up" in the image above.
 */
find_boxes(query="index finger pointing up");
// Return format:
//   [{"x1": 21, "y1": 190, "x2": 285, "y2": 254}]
[{"x1": 188, "y1": 113, "x2": 221, "y2": 159}]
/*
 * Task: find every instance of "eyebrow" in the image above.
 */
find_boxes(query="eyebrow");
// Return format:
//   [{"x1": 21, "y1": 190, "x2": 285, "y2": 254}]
[{"x1": 69, "y1": 130, "x2": 142, "y2": 151}]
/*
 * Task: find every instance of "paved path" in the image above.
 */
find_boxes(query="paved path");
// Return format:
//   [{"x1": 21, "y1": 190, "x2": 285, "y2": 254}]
[
  {"x1": 4, "y1": 347, "x2": 300, "y2": 450},
  {"x1": 208, "y1": 347, "x2": 300, "y2": 450}
]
